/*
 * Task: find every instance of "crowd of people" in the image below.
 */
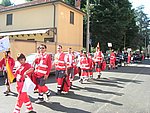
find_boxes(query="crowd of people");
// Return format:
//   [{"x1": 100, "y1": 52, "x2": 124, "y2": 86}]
[{"x1": 0, "y1": 43, "x2": 141, "y2": 113}]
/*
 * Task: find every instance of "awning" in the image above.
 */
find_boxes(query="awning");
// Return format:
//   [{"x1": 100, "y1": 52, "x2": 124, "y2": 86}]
[{"x1": 0, "y1": 29, "x2": 49, "y2": 36}]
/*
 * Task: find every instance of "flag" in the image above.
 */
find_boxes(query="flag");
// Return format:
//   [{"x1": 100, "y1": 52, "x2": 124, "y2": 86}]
[
  {"x1": 97, "y1": 42, "x2": 100, "y2": 49},
  {"x1": 6, "y1": 59, "x2": 15, "y2": 83},
  {"x1": 0, "y1": 36, "x2": 10, "y2": 52},
  {"x1": 22, "y1": 76, "x2": 36, "y2": 94},
  {"x1": 75, "y1": 0, "x2": 81, "y2": 9}
]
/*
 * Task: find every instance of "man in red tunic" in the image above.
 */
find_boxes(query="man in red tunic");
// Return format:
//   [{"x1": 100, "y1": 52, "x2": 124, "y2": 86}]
[
  {"x1": 66, "y1": 48, "x2": 75, "y2": 87},
  {"x1": 33, "y1": 44, "x2": 52, "y2": 103},
  {"x1": 80, "y1": 51, "x2": 90, "y2": 83},
  {"x1": 87, "y1": 53, "x2": 94, "y2": 79},
  {"x1": 0, "y1": 50, "x2": 15, "y2": 96},
  {"x1": 109, "y1": 49, "x2": 116, "y2": 69},
  {"x1": 93, "y1": 43, "x2": 104, "y2": 79},
  {"x1": 54, "y1": 45, "x2": 69, "y2": 95}
]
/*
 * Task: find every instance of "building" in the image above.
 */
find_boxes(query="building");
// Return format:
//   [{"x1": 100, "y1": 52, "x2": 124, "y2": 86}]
[{"x1": 0, "y1": 0, "x2": 84, "y2": 57}]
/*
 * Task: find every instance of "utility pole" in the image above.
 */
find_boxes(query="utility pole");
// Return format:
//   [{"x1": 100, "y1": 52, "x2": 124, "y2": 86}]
[{"x1": 86, "y1": 0, "x2": 90, "y2": 52}]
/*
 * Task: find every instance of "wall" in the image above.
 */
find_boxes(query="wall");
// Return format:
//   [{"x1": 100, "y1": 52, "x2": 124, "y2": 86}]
[
  {"x1": 56, "y1": 3, "x2": 83, "y2": 51},
  {"x1": 0, "y1": 4, "x2": 54, "y2": 32},
  {"x1": 0, "y1": 39, "x2": 56, "y2": 59}
]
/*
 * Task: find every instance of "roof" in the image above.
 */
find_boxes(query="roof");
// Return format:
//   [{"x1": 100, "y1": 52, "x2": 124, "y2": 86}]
[
  {"x1": 0, "y1": 4, "x2": 5, "y2": 9},
  {"x1": 0, "y1": 0, "x2": 85, "y2": 15},
  {"x1": 0, "y1": 28, "x2": 49, "y2": 36}
]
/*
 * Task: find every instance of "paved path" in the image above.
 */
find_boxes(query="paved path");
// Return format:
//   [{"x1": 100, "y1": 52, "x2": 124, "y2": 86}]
[{"x1": 0, "y1": 60, "x2": 150, "y2": 113}]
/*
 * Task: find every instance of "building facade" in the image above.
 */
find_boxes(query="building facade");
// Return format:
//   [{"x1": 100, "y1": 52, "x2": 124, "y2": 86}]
[{"x1": 0, "y1": 0, "x2": 84, "y2": 57}]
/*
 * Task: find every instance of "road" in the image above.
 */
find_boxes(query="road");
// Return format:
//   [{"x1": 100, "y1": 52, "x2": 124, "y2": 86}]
[{"x1": 0, "y1": 59, "x2": 150, "y2": 113}]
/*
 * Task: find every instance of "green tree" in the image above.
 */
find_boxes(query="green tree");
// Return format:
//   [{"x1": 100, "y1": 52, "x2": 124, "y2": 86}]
[
  {"x1": 0, "y1": 0, "x2": 12, "y2": 6},
  {"x1": 62, "y1": 0, "x2": 140, "y2": 51},
  {"x1": 135, "y1": 5, "x2": 150, "y2": 50},
  {"x1": 89, "y1": 0, "x2": 138, "y2": 51}
]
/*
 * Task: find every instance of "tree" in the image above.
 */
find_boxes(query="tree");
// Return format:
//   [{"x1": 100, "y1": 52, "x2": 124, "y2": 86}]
[
  {"x1": 89, "y1": 0, "x2": 138, "y2": 51},
  {"x1": 0, "y1": 0, "x2": 12, "y2": 6},
  {"x1": 62, "y1": 0, "x2": 140, "y2": 51},
  {"x1": 135, "y1": 5, "x2": 150, "y2": 51}
]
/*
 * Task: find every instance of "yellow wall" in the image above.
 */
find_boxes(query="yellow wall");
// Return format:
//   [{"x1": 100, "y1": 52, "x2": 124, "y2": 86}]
[
  {"x1": 56, "y1": 4, "x2": 83, "y2": 51},
  {"x1": 0, "y1": 40, "x2": 56, "y2": 59},
  {"x1": 0, "y1": 3, "x2": 54, "y2": 32},
  {"x1": 0, "y1": 2, "x2": 84, "y2": 54}
]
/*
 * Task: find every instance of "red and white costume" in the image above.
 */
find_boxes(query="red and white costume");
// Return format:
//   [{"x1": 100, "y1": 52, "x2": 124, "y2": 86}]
[
  {"x1": 34, "y1": 52, "x2": 52, "y2": 100},
  {"x1": 88, "y1": 54, "x2": 94, "y2": 78},
  {"x1": 127, "y1": 53, "x2": 131, "y2": 64},
  {"x1": 0, "y1": 57, "x2": 15, "y2": 87},
  {"x1": 80, "y1": 56, "x2": 89, "y2": 81},
  {"x1": 94, "y1": 51, "x2": 104, "y2": 73},
  {"x1": 109, "y1": 52, "x2": 116, "y2": 69},
  {"x1": 13, "y1": 63, "x2": 33, "y2": 113},
  {"x1": 66, "y1": 53, "x2": 76, "y2": 85},
  {"x1": 55, "y1": 52, "x2": 70, "y2": 93}
]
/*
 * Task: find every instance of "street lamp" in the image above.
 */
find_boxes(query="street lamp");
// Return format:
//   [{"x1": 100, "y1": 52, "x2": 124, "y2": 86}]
[{"x1": 86, "y1": 0, "x2": 90, "y2": 52}]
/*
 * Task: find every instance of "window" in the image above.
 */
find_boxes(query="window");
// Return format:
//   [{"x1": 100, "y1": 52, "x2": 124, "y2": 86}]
[
  {"x1": 70, "y1": 11, "x2": 74, "y2": 24},
  {"x1": 27, "y1": 39, "x2": 35, "y2": 41},
  {"x1": 44, "y1": 38, "x2": 54, "y2": 42},
  {"x1": 6, "y1": 14, "x2": 13, "y2": 25}
]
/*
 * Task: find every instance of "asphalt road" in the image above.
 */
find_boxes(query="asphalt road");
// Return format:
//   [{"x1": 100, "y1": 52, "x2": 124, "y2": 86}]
[{"x1": 0, "y1": 59, "x2": 150, "y2": 113}]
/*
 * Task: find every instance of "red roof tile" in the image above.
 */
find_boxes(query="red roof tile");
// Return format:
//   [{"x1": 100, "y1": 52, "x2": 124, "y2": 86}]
[{"x1": 0, "y1": 4, "x2": 5, "y2": 9}]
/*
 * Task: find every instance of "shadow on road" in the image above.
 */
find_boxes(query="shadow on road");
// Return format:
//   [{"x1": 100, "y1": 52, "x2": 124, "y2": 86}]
[
  {"x1": 91, "y1": 79, "x2": 124, "y2": 88},
  {"x1": 108, "y1": 77, "x2": 143, "y2": 84},
  {"x1": 72, "y1": 85, "x2": 124, "y2": 96},
  {"x1": 62, "y1": 91, "x2": 123, "y2": 106},
  {"x1": 39, "y1": 101, "x2": 90, "y2": 113}
]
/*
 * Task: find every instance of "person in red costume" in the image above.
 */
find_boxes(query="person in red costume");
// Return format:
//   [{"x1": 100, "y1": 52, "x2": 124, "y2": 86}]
[
  {"x1": 87, "y1": 53, "x2": 94, "y2": 79},
  {"x1": 79, "y1": 51, "x2": 90, "y2": 83},
  {"x1": 127, "y1": 51, "x2": 131, "y2": 64},
  {"x1": 109, "y1": 49, "x2": 116, "y2": 69},
  {"x1": 13, "y1": 53, "x2": 35, "y2": 113},
  {"x1": 34, "y1": 44, "x2": 52, "y2": 103},
  {"x1": 66, "y1": 48, "x2": 75, "y2": 87},
  {"x1": 54, "y1": 45, "x2": 68, "y2": 95},
  {"x1": 93, "y1": 43, "x2": 104, "y2": 79},
  {"x1": 0, "y1": 50, "x2": 15, "y2": 96}
]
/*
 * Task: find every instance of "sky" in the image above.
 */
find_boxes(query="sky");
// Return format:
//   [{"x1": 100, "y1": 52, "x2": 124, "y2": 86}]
[
  {"x1": 0, "y1": 0, "x2": 149, "y2": 17},
  {"x1": 129, "y1": 0, "x2": 150, "y2": 17}
]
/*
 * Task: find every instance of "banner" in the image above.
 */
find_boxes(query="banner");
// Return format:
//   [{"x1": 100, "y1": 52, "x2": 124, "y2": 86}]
[
  {"x1": 0, "y1": 36, "x2": 10, "y2": 52},
  {"x1": 6, "y1": 59, "x2": 15, "y2": 83},
  {"x1": 22, "y1": 76, "x2": 36, "y2": 94}
]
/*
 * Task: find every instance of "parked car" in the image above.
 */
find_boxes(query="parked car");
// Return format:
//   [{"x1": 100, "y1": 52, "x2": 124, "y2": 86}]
[{"x1": 132, "y1": 53, "x2": 142, "y2": 63}]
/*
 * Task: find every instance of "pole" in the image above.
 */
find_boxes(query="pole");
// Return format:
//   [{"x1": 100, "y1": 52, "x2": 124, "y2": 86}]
[
  {"x1": 145, "y1": 36, "x2": 147, "y2": 55},
  {"x1": 86, "y1": 0, "x2": 90, "y2": 52}
]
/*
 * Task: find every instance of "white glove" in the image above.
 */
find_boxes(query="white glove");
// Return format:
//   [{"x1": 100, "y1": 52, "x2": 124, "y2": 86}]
[{"x1": 16, "y1": 74, "x2": 21, "y2": 81}]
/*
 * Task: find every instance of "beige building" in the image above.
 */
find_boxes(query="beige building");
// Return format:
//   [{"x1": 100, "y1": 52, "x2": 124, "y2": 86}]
[{"x1": 0, "y1": 0, "x2": 84, "y2": 58}]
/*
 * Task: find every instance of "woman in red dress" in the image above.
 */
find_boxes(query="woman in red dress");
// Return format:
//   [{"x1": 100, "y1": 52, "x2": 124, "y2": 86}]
[{"x1": 13, "y1": 53, "x2": 35, "y2": 113}]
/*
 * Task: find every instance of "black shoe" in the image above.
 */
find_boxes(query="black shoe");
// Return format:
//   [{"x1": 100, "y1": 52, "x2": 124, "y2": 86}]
[
  {"x1": 4, "y1": 90, "x2": 10, "y2": 96},
  {"x1": 97, "y1": 74, "x2": 101, "y2": 79},
  {"x1": 28, "y1": 111, "x2": 37, "y2": 113}
]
